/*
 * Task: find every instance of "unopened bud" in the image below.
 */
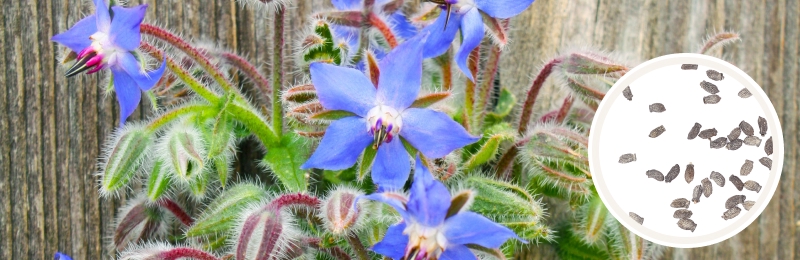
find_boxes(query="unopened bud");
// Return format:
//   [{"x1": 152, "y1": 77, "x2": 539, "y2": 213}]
[
  {"x1": 187, "y1": 183, "x2": 268, "y2": 238},
  {"x1": 562, "y1": 51, "x2": 628, "y2": 75},
  {"x1": 314, "y1": 11, "x2": 363, "y2": 28},
  {"x1": 112, "y1": 197, "x2": 167, "y2": 252},
  {"x1": 118, "y1": 242, "x2": 218, "y2": 260},
  {"x1": 158, "y1": 124, "x2": 207, "y2": 183},
  {"x1": 319, "y1": 186, "x2": 366, "y2": 235},
  {"x1": 235, "y1": 205, "x2": 300, "y2": 260},
  {"x1": 146, "y1": 160, "x2": 172, "y2": 202},
  {"x1": 99, "y1": 124, "x2": 152, "y2": 196}
]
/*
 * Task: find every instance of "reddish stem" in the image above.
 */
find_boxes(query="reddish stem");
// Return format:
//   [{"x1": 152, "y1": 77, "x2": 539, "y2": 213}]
[
  {"x1": 555, "y1": 95, "x2": 575, "y2": 124},
  {"x1": 304, "y1": 237, "x2": 352, "y2": 260},
  {"x1": 267, "y1": 193, "x2": 321, "y2": 211},
  {"x1": 157, "y1": 199, "x2": 193, "y2": 226},
  {"x1": 517, "y1": 58, "x2": 562, "y2": 134},
  {"x1": 477, "y1": 44, "x2": 502, "y2": 125},
  {"x1": 464, "y1": 45, "x2": 481, "y2": 131},
  {"x1": 368, "y1": 13, "x2": 398, "y2": 48},
  {"x1": 160, "y1": 247, "x2": 220, "y2": 260},
  {"x1": 220, "y1": 51, "x2": 272, "y2": 103}
]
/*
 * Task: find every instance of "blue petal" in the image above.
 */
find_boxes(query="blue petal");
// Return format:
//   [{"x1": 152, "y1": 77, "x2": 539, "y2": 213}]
[
  {"x1": 455, "y1": 8, "x2": 484, "y2": 82},
  {"x1": 474, "y1": 0, "x2": 536, "y2": 19},
  {"x1": 117, "y1": 52, "x2": 166, "y2": 91},
  {"x1": 51, "y1": 15, "x2": 97, "y2": 52},
  {"x1": 109, "y1": 5, "x2": 147, "y2": 51},
  {"x1": 331, "y1": 0, "x2": 361, "y2": 10},
  {"x1": 406, "y1": 157, "x2": 451, "y2": 227},
  {"x1": 310, "y1": 62, "x2": 377, "y2": 117},
  {"x1": 372, "y1": 223, "x2": 409, "y2": 259},
  {"x1": 54, "y1": 252, "x2": 74, "y2": 260},
  {"x1": 371, "y1": 138, "x2": 411, "y2": 191},
  {"x1": 420, "y1": 10, "x2": 462, "y2": 58},
  {"x1": 94, "y1": 0, "x2": 111, "y2": 32},
  {"x1": 439, "y1": 245, "x2": 477, "y2": 260},
  {"x1": 389, "y1": 13, "x2": 418, "y2": 40},
  {"x1": 301, "y1": 117, "x2": 372, "y2": 170},
  {"x1": 399, "y1": 108, "x2": 479, "y2": 158},
  {"x1": 111, "y1": 69, "x2": 142, "y2": 125},
  {"x1": 443, "y1": 211, "x2": 524, "y2": 248},
  {"x1": 376, "y1": 32, "x2": 427, "y2": 110},
  {"x1": 360, "y1": 192, "x2": 410, "y2": 221}
]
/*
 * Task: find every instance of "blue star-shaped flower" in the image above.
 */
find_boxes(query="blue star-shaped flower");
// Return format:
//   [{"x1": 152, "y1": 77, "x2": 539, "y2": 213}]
[
  {"x1": 421, "y1": 0, "x2": 535, "y2": 81},
  {"x1": 363, "y1": 156, "x2": 525, "y2": 259},
  {"x1": 51, "y1": 0, "x2": 166, "y2": 125},
  {"x1": 301, "y1": 33, "x2": 478, "y2": 190}
]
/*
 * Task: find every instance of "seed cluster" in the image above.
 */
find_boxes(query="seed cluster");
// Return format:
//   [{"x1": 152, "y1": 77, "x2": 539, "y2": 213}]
[{"x1": 615, "y1": 65, "x2": 775, "y2": 233}]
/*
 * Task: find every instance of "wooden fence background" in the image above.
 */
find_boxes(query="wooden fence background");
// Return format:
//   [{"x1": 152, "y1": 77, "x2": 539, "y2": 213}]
[{"x1": 1, "y1": 0, "x2": 797, "y2": 259}]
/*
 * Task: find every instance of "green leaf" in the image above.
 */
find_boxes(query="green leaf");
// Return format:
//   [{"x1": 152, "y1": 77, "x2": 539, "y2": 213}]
[
  {"x1": 263, "y1": 133, "x2": 311, "y2": 192},
  {"x1": 100, "y1": 126, "x2": 152, "y2": 195},
  {"x1": 555, "y1": 224, "x2": 611, "y2": 260},
  {"x1": 303, "y1": 21, "x2": 343, "y2": 65},
  {"x1": 310, "y1": 110, "x2": 357, "y2": 121},
  {"x1": 575, "y1": 195, "x2": 609, "y2": 245},
  {"x1": 410, "y1": 92, "x2": 451, "y2": 108},
  {"x1": 146, "y1": 160, "x2": 172, "y2": 202},
  {"x1": 188, "y1": 171, "x2": 210, "y2": 198},
  {"x1": 187, "y1": 183, "x2": 268, "y2": 237},
  {"x1": 485, "y1": 88, "x2": 517, "y2": 125},
  {"x1": 463, "y1": 123, "x2": 515, "y2": 172},
  {"x1": 214, "y1": 155, "x2": 231, "y2": 188},
  {"x1": 358, "y1": 145, "x2": 378, "y2": 181}
]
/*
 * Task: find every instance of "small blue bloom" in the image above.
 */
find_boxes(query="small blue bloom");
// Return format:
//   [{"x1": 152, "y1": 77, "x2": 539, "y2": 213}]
[
  {"x1": 54, "y1": 251, "x2": 73, "y2": 260},
  {"x1": 363, "y1": 156, "x2": 525, "y2": 259},
  {"x1": 421, "y1": 0, "x2": 535, "y2": 81},
  {"x1": 51, "y1": 0, "x2": 166, "y2": 125},
  {"x1": 301, "y1": 33, "x2": 478, "y2": 190}
]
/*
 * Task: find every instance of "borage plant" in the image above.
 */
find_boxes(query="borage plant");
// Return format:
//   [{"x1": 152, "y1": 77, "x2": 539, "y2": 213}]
[{"x1": 51, "y1": 0, "x2": 741, "y2": 259}]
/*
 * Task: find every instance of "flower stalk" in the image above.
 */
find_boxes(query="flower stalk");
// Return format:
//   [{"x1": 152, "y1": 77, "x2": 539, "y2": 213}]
[{"x1": 272, "y1": 5, "x2": 287, "y2": 138}]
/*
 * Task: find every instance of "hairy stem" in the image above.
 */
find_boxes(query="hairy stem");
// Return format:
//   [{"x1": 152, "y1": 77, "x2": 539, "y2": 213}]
[
  {"x1": 228, "y1": 103, "x2": 280, "y2": 145},
  {"x1": 368, "y1": 12, "x2": 398, "y2": 48},
  {"x1": 272, "y1": 6, "x2": 286, "y2": 138},
  {"x1": 267, "y1": 193, "x2": 321, "y2": 211},
  {"x1": 156, "y1": 198, "x2": 193, "y2": 226},
  {"x1": 555, "y1": 95, "x2": 575, "y2": 124},
  {"x1": 304, "y1": 237, "x2": 352, "y2": 260},
  {"x1": 351, "y1": 0, "x2": 376, "y2": 64},
  {"x1": 346, "y1": 233, "x2": 370, "y2": 260},
  {"x1": 145, "y1": 104, "x2": 207, "y2": 133},
  {"x1": 140, "y1": 42, "x2": 219, "y2": 102},
  {"x1": 476, "y1": 44, "x2": 502, "y2": 127},
  {"x1": 220, "y1": 51, "x2": 272, "y2": 104},
  {"x1": 160, "y1": 247, "x2": 220, "y2": 260},
  {"x1": 517, "y1": 57, "x2": 562, "y2": 134},
  {"x1": 464, "y1": 46, "x2": 481, "y2": 132}
]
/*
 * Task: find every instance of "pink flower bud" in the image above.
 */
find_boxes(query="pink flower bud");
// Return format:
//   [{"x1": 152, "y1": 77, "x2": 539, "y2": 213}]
[{"x1": 319, "y1": 186, "x2": 366, "y2": 235}]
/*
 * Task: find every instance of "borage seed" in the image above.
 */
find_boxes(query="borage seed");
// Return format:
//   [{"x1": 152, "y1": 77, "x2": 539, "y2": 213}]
[
  {"x1": 618, "y1": 153, "x2": 637, "y2": 164},
  {"x1": 706, "y1": 69, "x2": 724, "y2": 81},
  {"x1": 646, "y1": 169, "x2": 665, "y2": 181},
  {"x1": 677, "y1": 218, "x2": 697, "y2": 232},
  {"x1": 649, "y1": 103, "x2": 666, "y2": 113},
  {"x1": 759, "y1": 157, "x2": 772, "y2": 170},
  {"x1": 710, "y1": 137, "x2": 727, "y2": 149},
  {"x1": 665, "y1": 164, "x2": 680, "y2": 183},
  {"x1": 649, "y1": 125, "x2": 667, "y2": 138},
  {"x1": 730, "y1": 175, "x2": 744, "y2": 191},
  {"x1": 688, "y1": 123, "x2": 702, "y2": 140},
  {"x1": 725, "y1": 195, "x2": 746, "y2": 209},
  {"x1": 728, "y1": 127, "x2": 741, "y2": 140},
  {"x1": 744, "y1": 136, "x2": 762, "y2": 147},
  {"x1": 671, "y1": 198, "x2": 690, "y2": 208},
  {"x1": 685, "y1": 163, "x2": 695, "y2": 184},
  {"x1": 740, "y1": 121, "x2": 755, "y2": 136},
  {"x1": 738, "y1": 88, "x2": 752, "y2": 98},
  {"x1": 726, "y1": 138, "x2": 743, "y2": 150},
  {"x1": 701, "y1": 178, "x2": 712, "y2": 198},
  {"x1": 703, "y1": 95, "x2": 721, "y2": 104},
  {"x1": 740, "y1": 160, "x2": 754, "y2": 176},
  {"x1": 765, "y1": 137, "x2": 773, "y2": 156},
  {"x1": 692, "y1": 185, "x2": 703, "y2": 203},
  {"x1": 722, "y1": 206, "x2": 742, "y2": 220},
  {"x1": 710, "y1": 171, "x2": 725, "y2": 187},
  {"x1": 681, "y1": 64, "x2": 698, "y2": 70},
  {"x1": 630, "y1": 212, "x2": 644, "y2": 225},
  {"x1": 623, "y1": 86, "x2": 633, "y2": 101},
  {"x1": 758, "y1": 116, "x2": 767, "y2": 136},
  {"x1": 744, "y1": 180, "x2": 762, "y2": 193},
  {"x1": 743, "y1": 201, "x2": 755, "y2": 211},
  {"x1": 698, "y1": 128, "x2": 717, "y2": 139},
  {"x1": 673, "y1": 209, "x2": 693, "y2": 219},
  {"x1": 700, "y1": 80, "x2": 720, "y2": 94}
]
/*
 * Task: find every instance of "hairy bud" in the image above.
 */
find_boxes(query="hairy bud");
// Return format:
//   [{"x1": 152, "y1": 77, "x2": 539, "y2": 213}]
[
  {"x1": 118, "y1": 242, "x2": 219, "y2": 260},
  {"x1": 235, "y1": 205, "x2": 300, "y2": 260},
  {"x1": 561, "y1": 51, "x2": 628, "y2": 76},
  {"x1": 112, "y1": 197, "x2": 168, "y2": 252},
  {"x1": 187, "y1": 183, "x2": 269, "y2": 238},
  {"x1": 99, "y1": 124, "x2": 152, "y2": 197},
  {"x1": 319, "y1": 186, "x2": 366, "y2": 235},
  {"x1": 157, "y1": 124, "x2": 207, "y2": 183}
]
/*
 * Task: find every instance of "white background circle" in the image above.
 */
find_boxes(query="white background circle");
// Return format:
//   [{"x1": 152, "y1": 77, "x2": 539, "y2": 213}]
[{"x1": 588, "y1": 53, "x2": 784, "y2": 248}]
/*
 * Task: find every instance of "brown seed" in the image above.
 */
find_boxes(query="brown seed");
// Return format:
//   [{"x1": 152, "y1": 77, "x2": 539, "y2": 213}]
[
  {"x1": 671, "y1": 198, "x2": 691, "y2": 208},
  {"x1": 765, "y1": 137, "x2": 773, "y2": 156},
  {"x1": 677, "y1": 218, "x2": 697, "y2": 232},
  {"x1": 700, "y1": 80, "x2": 720, "y2": 94},
  {"x1": 630, "y1": 212, "x2": 644, "y2": 225},
  {"x1": 685, "y1": 163, "x2": 695, "y2": 184},
  {"x1": 688, "y1": 123, "x2": 702, "y2": 140},
  {"x1": 623, "y1": 86, "x2": 633, "y2": 101},
  {"x1": 649, "y1": 103, "x2": 666, "y2": 113},
  {"x1": 744, "y1": 136, "x2": 762, "y2": 147},
  {"x1": 740, "y1": 160, "x2": 754, "y2": 176},
  {"x1": 739, "y1": 121, "x2": 755, "y2": 136},
  {"x1": 649, "y1": 125, "x2": 666, "y2": 138},
  {"x1": 743, "y1": 201, "x2": 755, "y2": 211},
  {"x1": 681, "y1": 64, "x2": 698, "y2": 70},
  {"x1": 738, "y1": 88, "x2": 752, "y2": 98},
  {"x1": 725, "y1": 195, "x2": 746, "y2": 209},
  {"x1": 665, "y1": 164, "x2": 680, "y2": 183},
  {"x1": 701, "y1": 178, "x2": 712, "y2": 198},
  {"x1": 728, "y1": 127, "x2": 742, "y2": 140},
  {"x1": 758, "y1": 116, "x2": 767, "y2": 136},
  {"x1": 706, "y1": 69, "x2": 725, "y2": 81},
  {"x1": 618, "y1": 153, "x2": 637, "y2": 164},
  {"x1": 703, "y1": 95, "x2": 722, "y2": 104},
  {"x1": 673, "y1": 209, "x2": 693, "y2": 219},
  {"x1": 759, "y1": 157, "x2": 772, "y2": 170},
  {"x1": 730, "y1": 175, "x2": 744, "y2": 191},
  {"x1": 646, "y1": 169, "x2": 665, "y2": 181},
  {"x1": 710, "y1": 137, "x2": 728, "y2": 149},
  {"x1": 722, "y1": 206, "x2": 742, "y2": 220},
  {"x1": 744, "y1": 180, "x2": 762, "y2": 193},
  {"x1": 710, "y1": 171, "x2": 725, "y2": 187},
  {"x1": 698, "y1": 128, "x2": 718, "y2": 139},
  {"x1": 692, "y1": 185, "x2": 703, "y2": 203},
  {"x1": 726, "y1": 138, "x2": 743, "y2": 150}
]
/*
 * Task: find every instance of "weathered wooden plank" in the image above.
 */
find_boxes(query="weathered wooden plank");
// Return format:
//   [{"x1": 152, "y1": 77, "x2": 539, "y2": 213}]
[
  {"x1": 66, "y1": 2, "x2": 88, "y2": 258},
  {"x1": 780, "y1": 1, "x2": 799, "y2": 259},
  {"x1": 38, "y1": 0, "x2": 60, "y2": 258},
  {"x1": 0, "y1": 0, "x2": 11, "y2": 258},
  {"x1": 52, "y1": 0, "x2": 73, "y2": 256}
]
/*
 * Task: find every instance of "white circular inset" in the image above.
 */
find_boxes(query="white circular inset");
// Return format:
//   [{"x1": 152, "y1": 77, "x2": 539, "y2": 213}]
[{"x1": 588, "y1": 53, "x2": 784, "y2": 248}]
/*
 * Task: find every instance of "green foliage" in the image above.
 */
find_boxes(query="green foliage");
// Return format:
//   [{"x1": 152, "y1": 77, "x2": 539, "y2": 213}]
[
  {"x1": 485, "y1": 88, "x2": 517, "y2": 126},
  {"x1": 262, "y1": 133, "x2": 311, "y2": 192},
  {"x1": 187, "y1": 183, "x2": 268, "y2": 238},
  {"x1": 302, "y1": 21, "x2": 344, "y2": 65},
  {"x1": 100, "y1": 125, "x2": 152, "y2": 195},
  {"x1": 555, "y1": 224, "x2": 611, "y2": 260},
  {"x1": 146, "y1": 160, "x2": 171, "y2": 202},
  {"x1": 463, "y1": 123, "x2": 516, "y2": 172}
]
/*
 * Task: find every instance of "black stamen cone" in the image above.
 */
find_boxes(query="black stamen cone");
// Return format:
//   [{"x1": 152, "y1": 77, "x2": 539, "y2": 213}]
[{"x1": 65, "y1": 52, "x2": 97, "y2": 77}]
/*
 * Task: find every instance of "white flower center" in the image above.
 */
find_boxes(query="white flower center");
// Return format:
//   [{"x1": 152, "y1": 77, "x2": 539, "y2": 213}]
[
  {"x1": 90, "y1": 32, "x2": 122, "y2": 65},
  {"x1": 366, "y1": 105, "x2": 402, "y2": 148},
  {"x1": 404, "y1": 222, "x2": 448, "y2": 259}
]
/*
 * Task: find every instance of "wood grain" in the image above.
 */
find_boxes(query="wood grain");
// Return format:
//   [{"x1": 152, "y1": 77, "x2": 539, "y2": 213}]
[{"x1": 0, "y1": 0, "x2": 797, "y2": 259}]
